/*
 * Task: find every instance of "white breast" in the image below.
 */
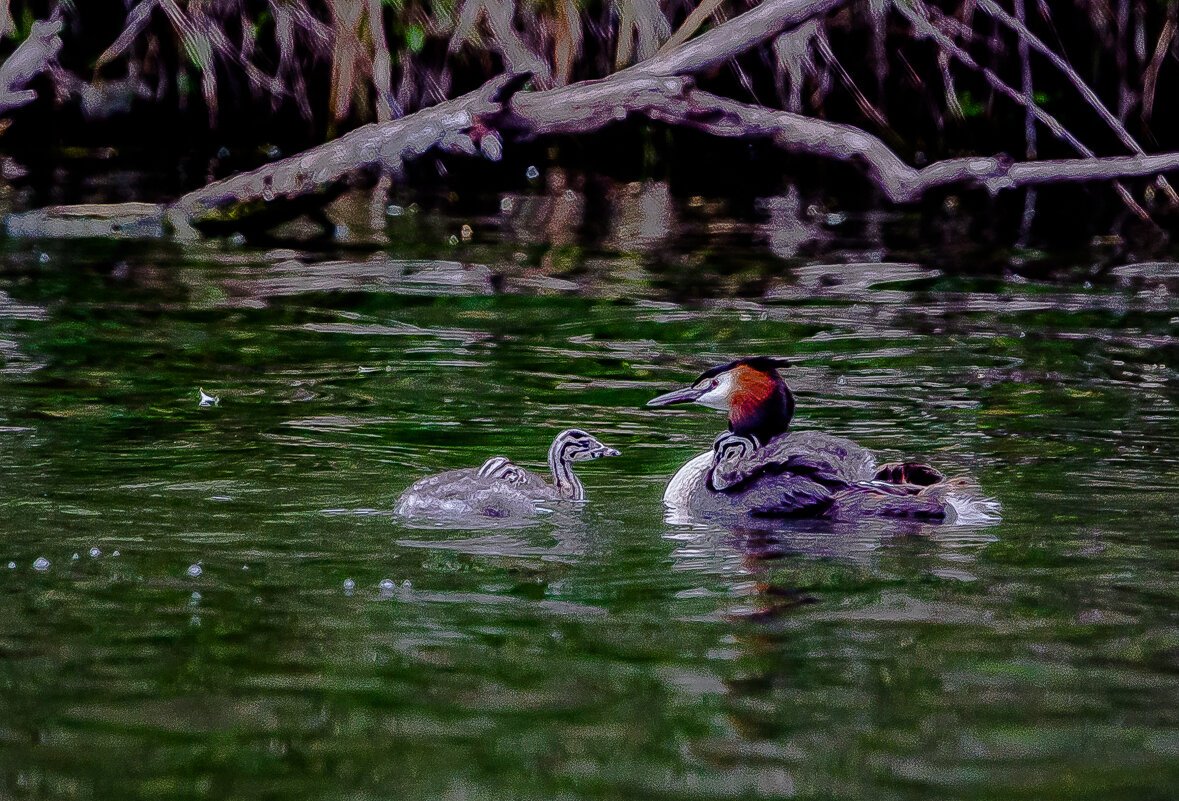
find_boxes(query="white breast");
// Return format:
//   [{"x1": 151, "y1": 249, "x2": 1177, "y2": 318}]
[{"x1": 662, "y1": 451, "x2": 713, "y2": 506}]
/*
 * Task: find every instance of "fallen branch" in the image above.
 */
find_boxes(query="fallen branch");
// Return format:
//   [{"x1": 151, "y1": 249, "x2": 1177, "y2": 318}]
[
  {"x1": 170, "y1": 0, "x2": 849, "y2": 230},
  {"x1": 671, "y1": 91, "x2": 1179, "y2": 201},
  {"x1": 513, "y1": 80, "x2": 1179, "y2": 203},
  {"x1": 171, "y1": 72, "x2": 531, "y2": 232}
]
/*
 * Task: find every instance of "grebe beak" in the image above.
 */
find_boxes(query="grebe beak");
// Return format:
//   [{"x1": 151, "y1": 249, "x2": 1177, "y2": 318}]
[
  {"x1": 647, "y1": 384, "x2": 708, "y2": 407},
  {"x1": 594, "y1": 446, "x2": 621, "y2": 458}
]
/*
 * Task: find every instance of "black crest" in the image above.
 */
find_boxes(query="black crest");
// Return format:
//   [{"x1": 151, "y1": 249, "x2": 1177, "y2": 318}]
[{"x1": 696, "y1": 356, "x2": 792, "y2": 384}]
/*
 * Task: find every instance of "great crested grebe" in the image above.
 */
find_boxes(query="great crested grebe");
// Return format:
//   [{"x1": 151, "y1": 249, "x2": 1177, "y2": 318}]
[
  {"x1": 648, "y1": 357, "x2": 974, "y2": 521},
  {"x1": 395, "y1": 429, "x2": 619, "y2": 521}
]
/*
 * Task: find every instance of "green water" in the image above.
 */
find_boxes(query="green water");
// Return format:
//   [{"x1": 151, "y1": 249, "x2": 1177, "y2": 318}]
[{"x1": 0, "y1": 221, "x2": 1177, "y2": 800}]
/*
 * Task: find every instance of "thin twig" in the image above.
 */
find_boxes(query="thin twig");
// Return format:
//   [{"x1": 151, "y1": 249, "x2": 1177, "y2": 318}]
[
  {"x1": 1014, "y1": 0, "x2": 1035, "y2": 245},
  {"x1": 657, "y1": 0, "x2": 728, "y2": 55},
  {"x1": 1142, "y1": 13, "x2": 1175, "y2": 122}
]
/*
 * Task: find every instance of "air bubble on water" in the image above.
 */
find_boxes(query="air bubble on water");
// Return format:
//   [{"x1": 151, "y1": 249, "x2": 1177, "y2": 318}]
[
  {"x1": 837, "y1": 376, "x2": 847, "y2": 385},
  {"x1": 7, "y1": 562, "x2": 15, "y2": 569},
  {"x1": 190, "y1": 591, "x2": 202, "y2": 604},
  {"x1": 343, "y1": 578, "x2": 356, "y2": 591},
  {"x1": 72, "y1": 553, "x2": 80, "y2": 561},
  {"x1": 401, "y1": 580, "x2": 412, "y2": 589},
  {"x1": 525, "y1": 165, "x2": 539, "y2": 180},
  {"x1": 387, "y1": 204, "x2": 404, "y2": 217},
  {"x1": 378, "y1": 578, "x2": 395, "y2": 591},
  {"x1": 1083, "y1": 281, "x2": 1093, "y2": 289},
  {"x1": 190, "y1": 615, "x2": 201, "y2": 628},
  {"x1": 242, "y1": 565, "x2": 249, "y2": 571},
  {"x1": 500, "y1": 197, "x2": 513, "y2": 214},
  {"x1": 112, "y1": 551, "x2": 120, "y2": 557},
  {"x1": 187, "y1": 563, "x2": 203, "y2": 577},
  {"x1": 33, "y1": 557, "x2": 49, "y2": 571},
  {"x1": 89, "y1": 547, "x2": 101, "y2": 558},
  {"x1": 38, "y1": 252, "x2": 49, "y2": 263}
]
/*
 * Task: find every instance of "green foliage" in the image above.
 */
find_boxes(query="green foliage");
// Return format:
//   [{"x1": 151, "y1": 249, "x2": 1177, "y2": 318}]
[{"x1": 406, "y1": 22, "x2": 426, "y2": 54}]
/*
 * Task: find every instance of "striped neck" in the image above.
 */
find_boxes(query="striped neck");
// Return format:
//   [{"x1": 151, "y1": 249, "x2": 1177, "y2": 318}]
[{"x1": 547, "y1": 435, "x2": 585, "y2": 500}]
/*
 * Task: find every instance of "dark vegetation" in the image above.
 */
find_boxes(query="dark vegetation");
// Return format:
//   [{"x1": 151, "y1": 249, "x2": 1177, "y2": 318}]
[{"x1": 3, "y1": 0, "x2": 1179, "y2": 246}]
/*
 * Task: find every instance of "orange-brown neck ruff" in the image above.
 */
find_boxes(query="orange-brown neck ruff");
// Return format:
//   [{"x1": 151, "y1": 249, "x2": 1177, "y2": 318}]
[{"x1": 728, "y1": 364, "x2": 794, "y2": 441}]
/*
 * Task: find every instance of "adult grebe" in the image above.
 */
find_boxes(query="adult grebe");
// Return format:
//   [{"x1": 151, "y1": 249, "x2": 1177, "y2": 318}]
[
  {"x1": 647, "y1": 357, "x2": 969, "y2": 521},
  {"x1": 395, "y1": 429, "x2": 620, "y2": 522}
]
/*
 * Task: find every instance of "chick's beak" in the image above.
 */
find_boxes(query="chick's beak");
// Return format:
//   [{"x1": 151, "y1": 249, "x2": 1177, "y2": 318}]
[{"x1": 647, "y1": 384, "x2": 707, "y2": 407}]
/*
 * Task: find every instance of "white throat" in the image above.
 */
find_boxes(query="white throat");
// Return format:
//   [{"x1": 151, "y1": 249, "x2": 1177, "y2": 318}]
[{"x1": 695, "y1": 372, "x2": 734, "y2": 411}]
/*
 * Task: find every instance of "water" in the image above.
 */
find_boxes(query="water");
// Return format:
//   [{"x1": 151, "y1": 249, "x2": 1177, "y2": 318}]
[{"x1": 0, "y1": 201, "x2": 1177, "y2": 800}]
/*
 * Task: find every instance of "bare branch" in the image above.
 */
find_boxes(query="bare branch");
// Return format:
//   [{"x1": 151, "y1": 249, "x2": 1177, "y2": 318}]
[
  {"x1": 0, "y1": 17, "x2": 62, "y2": 115},
  {"x1": 667, "y1": 90, "x2": 1179, "y2": 202}
]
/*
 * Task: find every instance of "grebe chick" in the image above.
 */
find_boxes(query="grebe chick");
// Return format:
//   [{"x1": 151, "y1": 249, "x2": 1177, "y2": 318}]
[
  {"x1": 648, "y1": 357, "x2": 979, "y2": 522},
  {"x1": 395, "y1": 429, "x2": 619, "y2": 522}
]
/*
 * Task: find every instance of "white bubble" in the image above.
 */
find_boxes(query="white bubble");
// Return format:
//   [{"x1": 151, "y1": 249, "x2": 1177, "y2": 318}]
[
  {"x1": 33, "y1": 557, "x2": 50, "y2": 571},
  {"x1": 7, "y1": 562, "x2": 15, "y2": 569},
  {"x1": 525, "y1": 165, "x2": 540, "y2": 179},
  {"x1": 191, "y1": 591, "x2": 202, "y2": 602},
  {"x1": 187, "y1": 564, "x2": 203, "y2": 577},
  {"x1": 38, "y1": 251, "x2": 49, "y2": 263},
  {"x1": 378, "y1": 578, "x2": 395, "y2": 590},
  {"x1": 343, "y1": 578, "x2": 356, "y2": 591},
  {"x1": 401, "y1": 580, "x2": 412, "y2": 589},
  {"x1": 242, "y1": 565, "x2": 249, "y2": 571},
  {"x1": 89, "y1": 547, "x2": 101, "y2": 558},
  {"x1": 112, "y1": 551, "x2": 120, "y2": 557},
  {"x1": 72, "y1": 553, "x2": 80, "y2": 561}
]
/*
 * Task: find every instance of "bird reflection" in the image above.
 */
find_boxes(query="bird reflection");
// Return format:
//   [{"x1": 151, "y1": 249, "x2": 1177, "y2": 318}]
[{"x1": 666, "y1": 516, "x2": 998, "y2": 624}]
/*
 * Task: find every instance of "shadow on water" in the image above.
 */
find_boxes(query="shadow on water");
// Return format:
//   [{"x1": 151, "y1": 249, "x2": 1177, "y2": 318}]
[{"x1": 0, "y1": 176, "x2": 1176, "y2": 799}]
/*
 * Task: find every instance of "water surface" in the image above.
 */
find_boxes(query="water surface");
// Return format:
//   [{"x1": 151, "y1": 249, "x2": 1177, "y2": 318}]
[{"x1": 0, "y1": 202, "x2": 1177, "y2": 800}]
